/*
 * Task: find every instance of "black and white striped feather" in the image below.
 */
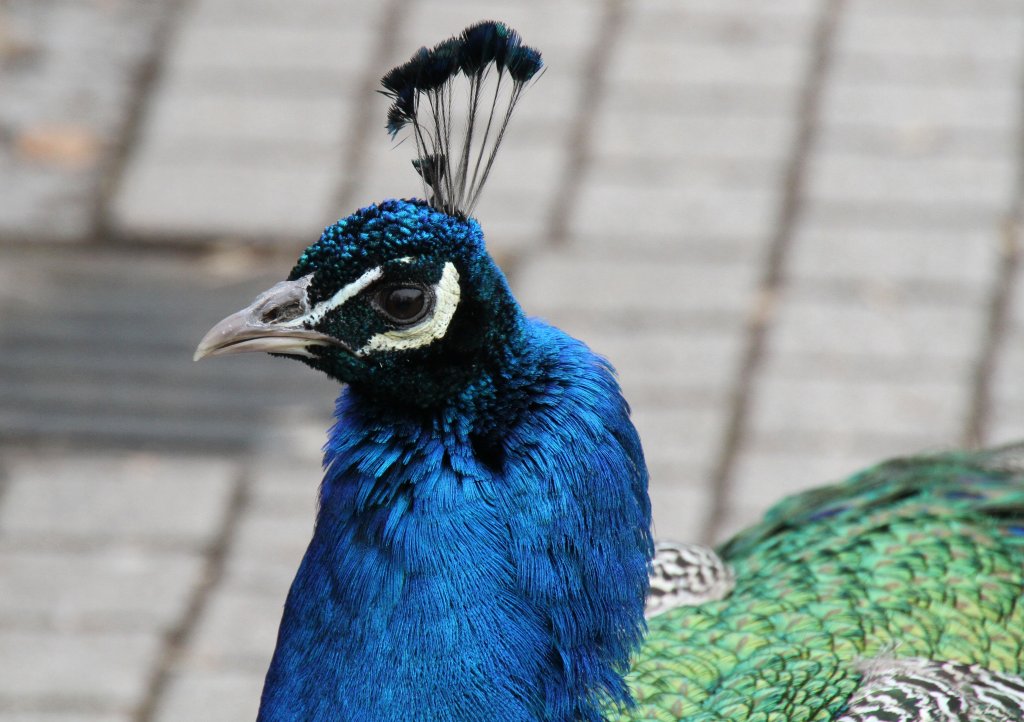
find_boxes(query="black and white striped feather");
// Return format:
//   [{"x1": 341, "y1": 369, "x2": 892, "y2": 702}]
[
  {"x1": 839, "y1": 657, "x2": 1024, "y2": 722},
  {"x1": 645, "y1": 541, "x2": 736, "y2": 618}
]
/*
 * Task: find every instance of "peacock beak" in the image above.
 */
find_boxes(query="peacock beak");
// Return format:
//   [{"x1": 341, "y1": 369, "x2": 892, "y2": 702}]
[{"x1": 194, "y1": 277, "x2": 350, "y2": 361}]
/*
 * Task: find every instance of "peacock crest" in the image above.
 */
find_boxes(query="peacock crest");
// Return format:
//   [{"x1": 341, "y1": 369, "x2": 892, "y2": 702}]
[{"x1": 380, "y1": 20, "x2": 543, "y2": 217}]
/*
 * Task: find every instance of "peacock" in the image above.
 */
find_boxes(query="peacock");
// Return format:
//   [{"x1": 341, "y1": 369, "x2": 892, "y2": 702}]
[{"x1": 194, "y1": 21, "x2": 1024, "y2": 722}]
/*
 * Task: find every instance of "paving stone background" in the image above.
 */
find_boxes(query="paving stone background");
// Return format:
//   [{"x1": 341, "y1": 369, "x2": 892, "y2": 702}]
[{"x1": 1, "y1": 0, "x2": 1022, "y2": 718}]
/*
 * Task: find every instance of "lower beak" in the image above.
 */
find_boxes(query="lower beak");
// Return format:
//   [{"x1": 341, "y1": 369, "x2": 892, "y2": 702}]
[{"x1": 194, "y1": 277, "x2": 350, "y2": 361}]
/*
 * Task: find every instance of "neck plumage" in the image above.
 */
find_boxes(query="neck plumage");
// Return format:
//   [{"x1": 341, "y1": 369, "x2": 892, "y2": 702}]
[{"x1": 256, "y1": 321, "x2": 653, "y2": 722}]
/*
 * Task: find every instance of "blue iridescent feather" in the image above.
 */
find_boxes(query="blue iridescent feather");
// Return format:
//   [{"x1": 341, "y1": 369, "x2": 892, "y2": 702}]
[{"x1": 257, "y1": 299, "x2": 653, "y2": 721}]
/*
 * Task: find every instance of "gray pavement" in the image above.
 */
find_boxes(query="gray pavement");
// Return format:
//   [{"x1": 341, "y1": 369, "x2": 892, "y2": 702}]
[{"x1": 2, "y1": 0, "x2": 1023, "y2": 718}]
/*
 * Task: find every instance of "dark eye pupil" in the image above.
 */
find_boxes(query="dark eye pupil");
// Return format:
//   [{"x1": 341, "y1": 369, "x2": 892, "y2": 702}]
[{"x1": 383, "y1": 287, "x2": 425, "y2": 321}]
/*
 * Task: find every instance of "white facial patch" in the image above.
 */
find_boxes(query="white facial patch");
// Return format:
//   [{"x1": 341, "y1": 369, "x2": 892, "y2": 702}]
[
  {"x1": 358, "y1": 262, "x2": 460, "y2": 355},
  {"x1": 282, "y1": 266, "x2": 383, "y2": 329}
]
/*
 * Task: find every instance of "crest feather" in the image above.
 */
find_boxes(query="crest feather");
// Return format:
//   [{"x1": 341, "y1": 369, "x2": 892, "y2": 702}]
[{"x1": 379, "y1": 21, "x2": 544, "y2": 217}]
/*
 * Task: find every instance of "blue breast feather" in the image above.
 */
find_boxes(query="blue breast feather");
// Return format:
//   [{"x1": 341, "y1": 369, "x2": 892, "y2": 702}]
[{"x1": 256, "y1": 320, "x2": 654, "y2": 722}]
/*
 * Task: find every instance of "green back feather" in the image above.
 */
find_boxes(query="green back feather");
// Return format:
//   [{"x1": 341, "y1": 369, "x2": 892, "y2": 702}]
[{"x1": 616, "y1": 447, "x2": 1024, "y2": 721}]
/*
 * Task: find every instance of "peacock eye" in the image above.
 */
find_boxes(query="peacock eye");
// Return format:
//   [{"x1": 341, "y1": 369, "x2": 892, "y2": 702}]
[{"x1": 375, "y1": 284, "x2": 431, "y2": 325}]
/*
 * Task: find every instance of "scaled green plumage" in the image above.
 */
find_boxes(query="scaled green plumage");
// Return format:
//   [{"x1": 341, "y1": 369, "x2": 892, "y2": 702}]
[{"x1": 618, "y1": 448, "x2": 1024, "y2": 721}]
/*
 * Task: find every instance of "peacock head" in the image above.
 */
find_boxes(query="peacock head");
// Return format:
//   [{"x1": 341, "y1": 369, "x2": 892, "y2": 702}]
[
  {"x1": 195, "y1": 22, "x2": 542, "y2": 409},
  {"x1": 194, "y1": 199, "x2": 522, "y2": 407}
]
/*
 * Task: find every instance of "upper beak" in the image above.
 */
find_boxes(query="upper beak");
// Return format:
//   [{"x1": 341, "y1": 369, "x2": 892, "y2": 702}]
[{"x1": 194, "y1": 276, "x2": 349, "y2": 361}]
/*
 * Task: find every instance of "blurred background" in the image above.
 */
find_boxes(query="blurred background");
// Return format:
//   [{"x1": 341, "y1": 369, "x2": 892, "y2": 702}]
[{"x1": 1, "y1": 0, "x2": 1022, "y2": 718}]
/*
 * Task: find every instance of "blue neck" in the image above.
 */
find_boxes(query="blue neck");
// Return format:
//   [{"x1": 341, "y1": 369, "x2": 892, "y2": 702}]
[{"x1": 257, "y1": 321, "x2": 653, "y2": 722}]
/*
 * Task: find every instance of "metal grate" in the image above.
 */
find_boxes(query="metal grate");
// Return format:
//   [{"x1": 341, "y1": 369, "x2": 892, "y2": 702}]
[{"x1": 0, "y1": 246, "x2": 339, "y2": 452}]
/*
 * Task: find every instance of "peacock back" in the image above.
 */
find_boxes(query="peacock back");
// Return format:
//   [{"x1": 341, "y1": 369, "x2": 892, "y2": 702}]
[{"x1": 621, "y1": 449, "x2": 1024, "y2": 721}]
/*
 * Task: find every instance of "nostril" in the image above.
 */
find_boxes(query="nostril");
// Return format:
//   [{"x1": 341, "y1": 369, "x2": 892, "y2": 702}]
[{"x1": 261, "y1": 299, "x2": 305, "y2": 324}]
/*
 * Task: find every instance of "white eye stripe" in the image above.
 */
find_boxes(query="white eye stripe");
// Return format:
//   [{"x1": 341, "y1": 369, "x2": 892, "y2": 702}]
[
  {"x1": 358, "y1": 262, "x2": 460, "y2": 355},
  {"x1": 282, "y1": 266, "x2": 383, "y2": 328}
]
